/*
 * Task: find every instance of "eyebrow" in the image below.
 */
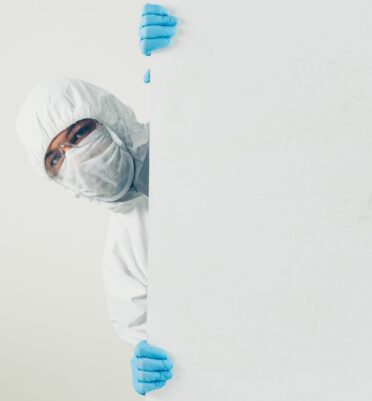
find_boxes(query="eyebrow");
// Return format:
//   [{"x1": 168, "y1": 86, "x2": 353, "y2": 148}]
[{"x1": 44, "y1": 123, "x2": 78, "y2": 161}]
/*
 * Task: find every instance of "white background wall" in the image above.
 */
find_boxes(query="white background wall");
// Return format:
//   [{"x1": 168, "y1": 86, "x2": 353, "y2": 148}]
[
  {"x1": 148, "y1": 1, "x2": 372, "y2": 400},
  {"x1": 0, "y1": 1, "x2": 149, "y2": 400}
]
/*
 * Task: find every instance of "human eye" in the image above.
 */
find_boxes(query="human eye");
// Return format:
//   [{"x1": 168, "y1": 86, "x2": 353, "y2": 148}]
[
  {"x1": 51, "y1": 152, "x2": 62, "y2": 166},
  {"x1": 70, "y1": 125, "x2": 91, "y2": 144}
]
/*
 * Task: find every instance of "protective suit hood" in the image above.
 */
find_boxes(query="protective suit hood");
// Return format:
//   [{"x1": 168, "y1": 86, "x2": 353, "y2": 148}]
[{"x1": 16, "y1": 77, "x2": 149, "y2": 211}]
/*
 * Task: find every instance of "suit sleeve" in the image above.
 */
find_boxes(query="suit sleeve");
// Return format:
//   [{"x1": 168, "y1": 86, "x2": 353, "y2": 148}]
[{"x1": 101, "y1": 196, "x2": 148, "y2": 348}]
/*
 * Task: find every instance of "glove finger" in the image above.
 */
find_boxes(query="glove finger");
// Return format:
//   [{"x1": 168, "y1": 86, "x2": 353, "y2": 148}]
[
  {"x1": 139, "y1": 25, "x2": 177, "y2": 40},
  {"x1": 134, "y1": 366, "x2": 173, "y2": 382},
  {"x1": 133, "y1": 379, "x2": 166, "y2": 396},
  {"x1": 140, "y1": 14, "x2": 178, "y2": 27},
  {"x1": 143, "y1": 69, "x2": 151, "y2": 84},
  {"x1": 135, "y1": 340, "x2": 169, "y2": 359},
  {"x1": 135, "y1": 357, "x2": 174, "y2": 371},
  {"x1": 140, "y1": 37, "x2": 171, "y2": 55},
  {"x1": 142, "y1": 3, "x2": 169, "y2": 16}
]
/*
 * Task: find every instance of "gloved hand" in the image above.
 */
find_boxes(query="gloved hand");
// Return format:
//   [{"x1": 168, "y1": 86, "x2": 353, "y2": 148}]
[
  {"x1": 131, "y1": 340, "x2": 174, "y2": 396},
  {"x1": 139, "y1": 3, "x2": 178, "y2": 83}
]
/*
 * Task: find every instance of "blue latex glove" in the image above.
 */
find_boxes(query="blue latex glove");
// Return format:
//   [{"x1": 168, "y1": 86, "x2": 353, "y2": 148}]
[
  {"x1": 143, "y1": 68, "x2": 151, "y2": 84},
  {"x1": 139, "y1": 3, "x2": 178, "y2": 83},
  {"x1": 131, "y1": 340, "x2": 174, "y2": 396}
]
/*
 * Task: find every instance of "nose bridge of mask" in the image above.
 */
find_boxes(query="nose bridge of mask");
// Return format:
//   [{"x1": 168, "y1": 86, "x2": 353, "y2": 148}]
[
  {"x1": 65, "y1": 124, "x2": 109, "y2": 156},
  {"x1": 60, "y1": 126, "x2": 118, "y2": 172},
  {"x1": 63, "y1": 123, "x2": 129, "y2": 163},
  {"x1": 55, "y1": 124, "x2": 112, "y2": 185}
]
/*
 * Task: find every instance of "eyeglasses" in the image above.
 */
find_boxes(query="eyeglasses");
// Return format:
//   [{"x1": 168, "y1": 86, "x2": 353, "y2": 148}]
[{"x1": 45, "y1": 120, "x2": 102, "y2": 178}]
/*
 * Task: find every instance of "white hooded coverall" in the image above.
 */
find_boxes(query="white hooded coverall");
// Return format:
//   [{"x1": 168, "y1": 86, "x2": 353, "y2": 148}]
[{"x1": 16, "y1": 77, "x2": 149, "y2": 347}]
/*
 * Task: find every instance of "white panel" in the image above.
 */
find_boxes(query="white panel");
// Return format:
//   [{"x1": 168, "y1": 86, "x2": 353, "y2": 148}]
[{"x1": 148, "y1": 1, "x2": 372, "y2": 400}]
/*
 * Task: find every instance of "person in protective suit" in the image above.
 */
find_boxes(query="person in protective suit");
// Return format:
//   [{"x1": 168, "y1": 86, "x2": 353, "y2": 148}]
[{"x1": 15, "y1": 3, "x2": 178, "y2": 397}]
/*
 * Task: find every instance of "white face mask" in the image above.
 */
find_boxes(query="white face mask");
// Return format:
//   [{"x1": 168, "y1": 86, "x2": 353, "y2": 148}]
[{"x1": 55, "y1": 124, "x2": 134, "y2": 202}]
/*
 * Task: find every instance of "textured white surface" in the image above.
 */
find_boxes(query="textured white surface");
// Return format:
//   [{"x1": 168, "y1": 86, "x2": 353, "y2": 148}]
[{"x1": 148, "y1": 1, "x2": 372, "y2": 399}]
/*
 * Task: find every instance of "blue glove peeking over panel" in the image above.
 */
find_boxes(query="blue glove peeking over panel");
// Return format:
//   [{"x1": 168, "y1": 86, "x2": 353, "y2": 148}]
[{"x1": 139, "y1": 3, "x2": 178, "y2": 83}]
